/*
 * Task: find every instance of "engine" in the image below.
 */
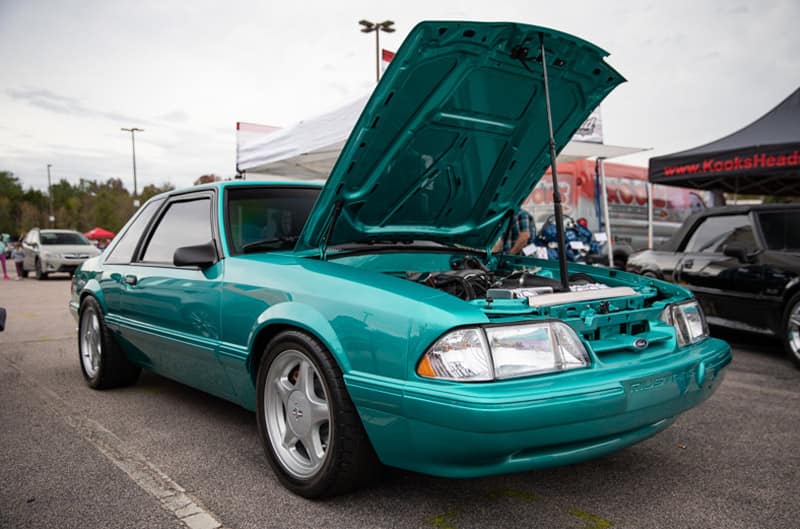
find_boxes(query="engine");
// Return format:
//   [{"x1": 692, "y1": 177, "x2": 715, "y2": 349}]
[{"x1": 406, "y1": 255, "x2": 607, "y2": 301}]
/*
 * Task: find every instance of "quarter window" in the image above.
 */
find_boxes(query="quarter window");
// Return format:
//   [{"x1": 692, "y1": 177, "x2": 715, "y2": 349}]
[
  {"x1": 758, "y1": 211, "x2": 800, "y2": 251},
  {"x1": 105, "y1": 198, "x2": 164, "y2": 264},
  {"x1": 683, "y1": 215, "x2": 755, "y2": 253},
  {"x1": 142, "y1": 198, "x2": 213, "y2": 264}
]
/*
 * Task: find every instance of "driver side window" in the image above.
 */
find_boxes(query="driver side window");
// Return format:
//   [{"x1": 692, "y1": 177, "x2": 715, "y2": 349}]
[
  {"x1": 684, "y1": 215, "x2": 755, "y2": 253},
  {"x1": 141, "y1": 198, "x2": 213, "y2": 264}
]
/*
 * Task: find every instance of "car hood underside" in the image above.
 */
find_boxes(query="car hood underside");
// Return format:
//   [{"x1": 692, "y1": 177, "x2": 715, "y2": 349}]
[{"x1": 297, "y1": 20, "x2": 624, "y2": 253}]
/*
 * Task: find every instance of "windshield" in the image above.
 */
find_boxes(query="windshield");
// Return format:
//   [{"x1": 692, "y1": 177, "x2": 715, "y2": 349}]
[
  {"x1": 40, "y1": 231, "x2": 91, "y2": 245},
  {"x1": 226, "y1": 186, "x2": 321, "y2": 255},
  {"x1": 758, "y1": 210, "x2": 800, "y2": 250}
]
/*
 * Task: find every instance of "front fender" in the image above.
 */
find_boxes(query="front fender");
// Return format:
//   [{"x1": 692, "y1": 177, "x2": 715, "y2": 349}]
[{"x1": 249, "y1": 301, "x2": 350, "y2": 372}]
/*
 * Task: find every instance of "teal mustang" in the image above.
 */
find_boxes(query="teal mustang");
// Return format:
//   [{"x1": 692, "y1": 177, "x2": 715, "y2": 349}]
[{"x1": 70, "y1": 21, "x2": 731, "y2": 498}]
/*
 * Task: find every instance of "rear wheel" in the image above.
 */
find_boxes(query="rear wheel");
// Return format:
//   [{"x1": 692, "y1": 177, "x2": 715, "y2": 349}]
[
  {"x1": 79, "y1": 297, "x2": 141, "y2": 388},
  {"x1": 783, "y1": 293, "x2": 800, "y2": 369},
  {"x1": 256, "y1": 330, "x2": 379, "y2": 498}
]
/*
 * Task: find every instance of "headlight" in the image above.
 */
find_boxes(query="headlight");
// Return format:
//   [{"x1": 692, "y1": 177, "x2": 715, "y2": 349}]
[
  {"x1": 660, "y1": 300, "x2": 709, "y2": 346},
  {"x1": 417, "y1": 322, "x2": 590, "y2": 382},
  {"x1": 42, "y1": 251, "x2": 58, "y2": 259},
  {"x1": 416, "y1": 328, "x2": 493, "y2": 381}
]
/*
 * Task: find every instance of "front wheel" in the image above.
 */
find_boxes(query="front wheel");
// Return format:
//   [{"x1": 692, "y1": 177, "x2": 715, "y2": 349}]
[
  {"x1": 783, "y1": 294, "x2": 800, "y2": 369},
  {"x1": 79, "y1": 297, "x2": 141, "y2": 388},
  {"x1": 256, "y1": 330, "x2": 379, "y2": 498}
]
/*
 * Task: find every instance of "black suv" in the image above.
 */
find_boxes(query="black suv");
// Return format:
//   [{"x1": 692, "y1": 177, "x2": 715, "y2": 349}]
[{"x1": 627, "y1": 204, "x2": 800, "y2": 367}]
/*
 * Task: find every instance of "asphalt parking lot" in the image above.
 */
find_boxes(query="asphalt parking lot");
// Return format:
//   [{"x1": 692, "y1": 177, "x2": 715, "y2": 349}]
[{"x1": 1, "y1": 277, "x2": 799, "y2": 529}]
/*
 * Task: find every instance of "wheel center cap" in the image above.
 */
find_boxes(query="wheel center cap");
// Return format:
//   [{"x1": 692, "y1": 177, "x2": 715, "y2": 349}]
[{"x1": 287, "y1": 390, "x2": 311, "y2": 437}]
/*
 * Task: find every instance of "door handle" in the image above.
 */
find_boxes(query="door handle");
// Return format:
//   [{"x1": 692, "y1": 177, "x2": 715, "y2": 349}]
[
  {"x1": 683, "y1": 259, "x2": 694, "y2": 269},
  {"x1": 123, "y1": 274, "x2": 138, "y2": 286}
]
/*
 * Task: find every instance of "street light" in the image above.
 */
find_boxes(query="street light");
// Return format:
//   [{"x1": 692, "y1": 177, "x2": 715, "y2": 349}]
[
  {"x1": 121, "y1": 127, "x2": 143, "y2": 204},
  {"x1": 359, "y1": 19, "x2": 395, "y2": 82},
  {"x1": 46, "y1": 164, "x2": 54, "y2": 226}
]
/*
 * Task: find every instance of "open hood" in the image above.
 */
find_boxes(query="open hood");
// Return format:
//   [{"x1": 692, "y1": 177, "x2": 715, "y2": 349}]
[{"x1": 297, "y1": 21, "x2": 624, "y2": 253}]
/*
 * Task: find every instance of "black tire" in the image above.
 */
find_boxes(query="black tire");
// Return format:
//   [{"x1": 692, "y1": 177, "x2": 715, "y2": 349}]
[
  {"x1": 782, "y1": 293, "x2": 800, "y2": 369},
  {"x1": 78, "y1": 296, "x2": 141, "y2": 388},
  {"x1": 642, "y1": 271, "x2": 660, "y2": 279},
  {"x1": 256, "y1": 330, "x2": 379, "y2": 498},
  {"x1": 34, "y1": 258, "x2": 47, "y2": 280}
]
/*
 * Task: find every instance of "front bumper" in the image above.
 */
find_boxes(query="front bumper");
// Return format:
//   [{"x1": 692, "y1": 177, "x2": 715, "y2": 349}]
[
  {"x1": 41, "y1": 256, "x2": 90, "y2": 274},
  {"x1": 345, "y1": 337, "x2": 731, "y2": 478}
]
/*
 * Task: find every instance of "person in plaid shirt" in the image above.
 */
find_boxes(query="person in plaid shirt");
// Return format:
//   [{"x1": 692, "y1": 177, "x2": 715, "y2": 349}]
[{"x1": 493, "y1": 208, "x2": 536, "y2": 255}]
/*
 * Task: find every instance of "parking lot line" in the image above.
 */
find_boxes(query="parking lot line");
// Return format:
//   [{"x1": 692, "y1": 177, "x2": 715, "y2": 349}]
[{"x1": 3, "y1": 355, "x2": 228, "y2": 529}]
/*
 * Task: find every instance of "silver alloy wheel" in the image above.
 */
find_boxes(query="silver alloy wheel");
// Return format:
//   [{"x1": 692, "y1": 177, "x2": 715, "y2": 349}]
[
  {"x1": 787, "y1": 302, "x2": 800, "y2": 361},
  {"x1": 264, "y1": 349, "x2": 331, "y2": 479},
  {"x1": 80, "y1": 307, "x2": 102, "y2": 378}
]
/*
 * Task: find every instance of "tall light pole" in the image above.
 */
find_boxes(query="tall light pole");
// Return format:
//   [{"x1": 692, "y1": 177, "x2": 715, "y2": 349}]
[
  {"x1": 359, "y1": 19, "x2": 395, "y2": 82},
  {"x1": 121, "y1": 127, "x2": 143, "y2": 203},
  {"x1": 46, "y1": 164, "x2": 54, "y2": 226}
]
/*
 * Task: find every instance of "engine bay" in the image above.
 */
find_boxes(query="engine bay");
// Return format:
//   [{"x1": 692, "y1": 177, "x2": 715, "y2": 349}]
[
  {"x1": 328, "y1": 249, "x2": 663, "y2": 314},
  {"x1": 404, "y1": 254, "x2": 634, "y2": 306}
]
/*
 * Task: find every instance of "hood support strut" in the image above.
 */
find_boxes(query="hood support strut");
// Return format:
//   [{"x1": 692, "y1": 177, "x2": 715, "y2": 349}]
[
  {"x1": 537, "y1": 34, "x2": 570, "y2": 292},
  {"x1": 512, "y1": 35, "x2": 570, "y2": 291},
  {"x1": 319, "y1": 199, "x2": 344, "y2": 260}
]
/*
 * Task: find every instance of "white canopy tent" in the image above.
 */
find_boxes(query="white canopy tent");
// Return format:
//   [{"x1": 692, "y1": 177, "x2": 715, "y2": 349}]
[
  {"x1": 236, "y1": 97, "x2": 368, "y2": 180},
  {"x1": 237, "y1": 96, "x2": 644, "y2": 178},
  {"x1": 235, "y1": 96, "x2": 646, "y2": 264}
]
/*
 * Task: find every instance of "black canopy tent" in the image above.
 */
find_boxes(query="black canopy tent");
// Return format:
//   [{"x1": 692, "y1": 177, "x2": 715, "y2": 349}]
[{"x1": 649, "y1": 87, "x2": 800, "y2": 195}]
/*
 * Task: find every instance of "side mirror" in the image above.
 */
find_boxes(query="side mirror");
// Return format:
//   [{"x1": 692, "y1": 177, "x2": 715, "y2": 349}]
[
  {"x1": 173, "y1": 241, "x2": 218, "y2": 268},
  {"x1": 723, "y1": 244, "x2": 756, "y2": 263}
]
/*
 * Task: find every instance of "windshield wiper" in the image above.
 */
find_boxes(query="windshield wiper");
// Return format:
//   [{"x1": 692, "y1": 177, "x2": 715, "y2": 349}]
[
  {"x1": 349, "y1": 239, "x2": 463, "y2": 248},
  {"x1": 324, "y1": 240, "x2": 482, "y2": 259},
  {"x1": 242, "y1": 236, "x2": 299, "y2": 253},
  {"x1": 354, "y1": 239, "x2": 415, "y2": 246}
]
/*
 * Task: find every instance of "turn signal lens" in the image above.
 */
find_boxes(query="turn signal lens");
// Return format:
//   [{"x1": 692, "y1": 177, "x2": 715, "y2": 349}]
[
  {"x1": 416, "y1": 328, "x2": 493, "y2": 382},
  {"x1": 660, "y1": 300, "x2": 709, "y2": 346}
]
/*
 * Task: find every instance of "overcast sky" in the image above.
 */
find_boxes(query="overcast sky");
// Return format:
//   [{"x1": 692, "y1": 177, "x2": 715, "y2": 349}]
[{"x1": 1, "y1": 0, "x2": 798, "y2": 192}]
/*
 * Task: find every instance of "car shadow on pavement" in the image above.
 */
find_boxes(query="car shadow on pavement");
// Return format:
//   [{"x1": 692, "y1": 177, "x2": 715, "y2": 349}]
[
  {"x1": 710, "y1": 326, "x2": 781, "y2": 352},
  {"x1": 24, "y1": 273, "x2": 73, "y2": 281},
  {"x1": 709, "y1": 325, "x2": 799, "y2": 376},
  {"x1": 71, "y1": 352, "x2": 797, "y2": 529}
]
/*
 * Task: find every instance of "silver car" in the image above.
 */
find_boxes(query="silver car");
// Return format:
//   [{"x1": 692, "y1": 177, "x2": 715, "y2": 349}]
[{"x1": 22, "y1": 228, "x2": 101, "y2": 279}]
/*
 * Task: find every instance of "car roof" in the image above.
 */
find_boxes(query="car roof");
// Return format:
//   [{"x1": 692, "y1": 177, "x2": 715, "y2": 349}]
[
  {"x1": 38, "y1": 228, "x2": 85, "y2": 234},
  {"x1": 154, "y1": 180, "x2": 324, "y2": 201},
  {"x1": 660, "y1": 203, "x2": 800, "y2": 251},
  {"x1": 700, "y1": 203, "x2": 800, "y2": 216}
]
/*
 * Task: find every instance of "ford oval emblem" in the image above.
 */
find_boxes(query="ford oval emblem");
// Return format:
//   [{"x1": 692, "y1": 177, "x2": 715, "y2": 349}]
[{"x1": 634, "y1": 338, "x2": 649, "y2": 350}]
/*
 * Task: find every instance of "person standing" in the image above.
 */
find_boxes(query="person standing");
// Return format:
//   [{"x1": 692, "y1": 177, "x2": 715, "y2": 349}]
[
  {"x1": 11, "y1": 242, "x2": 25, "y2": 280},
  {"x1": 0, "y1": 240, "x2": 8, "y2": 279},
  {"x1": 493, "y1": 208, "x2": 537, "y2": 255}
]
